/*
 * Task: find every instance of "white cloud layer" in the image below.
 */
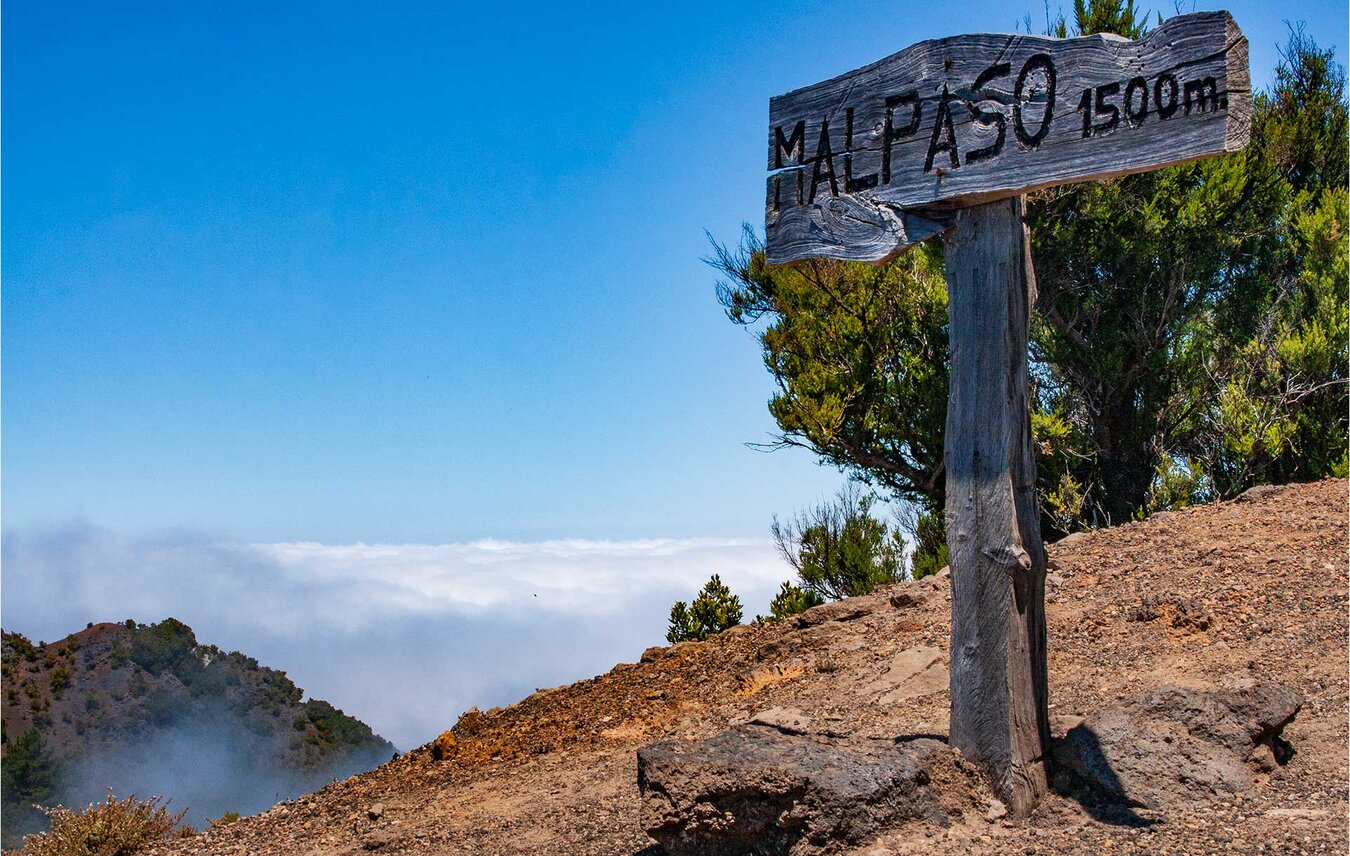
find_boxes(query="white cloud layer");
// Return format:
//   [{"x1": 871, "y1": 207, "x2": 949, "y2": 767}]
[
  {"x1": 258, "y1": 536, "x2": 786, "y2": 626},
  {"x1": 2, "y1": 524, "x2": 791, "y2": 748}
]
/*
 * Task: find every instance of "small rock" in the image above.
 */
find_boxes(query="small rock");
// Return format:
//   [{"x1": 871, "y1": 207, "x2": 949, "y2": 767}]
[
  {"x1": 889, "y1": 591, "x2": 925, "y2": 609},
  {"x1": 361, "y1": 829, "x2": 399, "y2": 850},
  {"x1": 1248, "y1": 743, "x2": 1278, "y2": 773},
  {"x1": 1264, "y1": 807, "x2": 1329, "y2": 819},
  {"x1": 864, "y1": 646, "x2": 948, "y2": 703},
  {"x1": 748, "y1": 707, "x2": 812, "y2": 734},
  {"x1": 1170, "y1": 596, "x2": 1214, "y2": 630},
  {"x1": 986, "y1": 799, "x2": 1008, "y2": 821},
  {"x1": 1235, "y1": 484, "x2": 1282, "y2": 503},
  {"x1": 432, "y1": 730, "x2": 457, "y2": 762},
  {"x1": 793, "y1": 599, "x2": 873, "y2": 628},
  {"x1": 366, "y1": 803, "x2": 385, "y2": 821},
  {"x1": 639, "y1": 646, "x2": 667, "y2": 663}
]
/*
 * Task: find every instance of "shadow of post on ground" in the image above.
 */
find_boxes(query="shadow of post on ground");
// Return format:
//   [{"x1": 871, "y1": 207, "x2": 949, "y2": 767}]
[{"x1": 1050, "y1": 725, "x2": 1159, "y2": 827}]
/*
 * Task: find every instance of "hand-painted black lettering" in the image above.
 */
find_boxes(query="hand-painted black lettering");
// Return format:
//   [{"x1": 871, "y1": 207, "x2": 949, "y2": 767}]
[
  {"x1": 1077, "y1": 87, "x2": 1093, "y2": 138},
  {"x1": 773, "y1": 121, "x2": 806, "y2": 169},
  {"x1": 771, "y1": 169, "x2": 805, "y2": 211},
  {"x1": 845, "y1": 170, "x2": 878, "y2": 192},
  {"x1": 1184, "y1": 76, "x2": 1219, "y2": 113},
  {"x1": 1155, "y1": 72, "x2": 1179, "y2": 119},
  {"x1": 966, "y1": 62, "x2": 1010, "y2": 164},
  {"x1": 843, "y1": 108, "x2": 879, "y2": 192},
  {"x1": 809, "y1": 119, "x2": 839, "y2": 202},
  {"x1": 924, "y1": 86, "x2": 961, "y2": 173},
  {"x1": 882, "y1": 91, "x2": 921, "y2": 184},
  {"x1": 1013, "y1": 53, "x2": 1056, "y2": 148},
  {"x1": 973, "y1": 62, "x2": 1011, "y2": 93},
  {"x1": 1124, "y1": 76, "x2": 1149, "y2": 124},
  {"x1": 1093, "y1": 82, "x2": 1121, "y2": 134}
]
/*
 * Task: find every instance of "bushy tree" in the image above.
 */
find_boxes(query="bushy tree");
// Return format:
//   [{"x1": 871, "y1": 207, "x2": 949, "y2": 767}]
[
  {"x1": 715, "y1": 3, "x2": 1347, "y2": 533},
  {"x1": 1, "y1": 728, "x2": 58, "y2": 847},
  {"x1": 713, "y1": 232, "x2": 950, "y2": 512},
  {"x1": 772, "y1": 484, "x2": 906, "y2": 601},
  {"x1": 666, "y1": 575, "x2": 744, "y2": 643},
  {"x1": 1031, "y1": 5, "x2": 1348, "y2": 522},
  {"x1": 1177, "y1": 37, "x2": 1349, "y2": 495},
  {"x1": 907, "y1": 509, "x2": 949, "y2": 580}
]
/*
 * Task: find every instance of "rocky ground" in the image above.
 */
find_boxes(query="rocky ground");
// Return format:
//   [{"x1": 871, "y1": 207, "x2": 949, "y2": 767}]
[{"x1": 124, "y1": 479, "x2": 1346, "y2": 855}]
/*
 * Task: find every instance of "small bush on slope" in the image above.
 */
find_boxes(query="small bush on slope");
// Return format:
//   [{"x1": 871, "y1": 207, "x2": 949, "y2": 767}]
[
  {"x1": 762, "y1": 581, "x2": 825, "y2": 622},
  {"x1": 18, "y1": 792, "x2": 189, "y2": 856},
  {"x1": 666, "y1": 575, "x2": 744, "y2": 643}
]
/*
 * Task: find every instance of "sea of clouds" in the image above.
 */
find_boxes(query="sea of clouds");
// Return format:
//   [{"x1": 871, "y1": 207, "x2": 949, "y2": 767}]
[{"x1": 2, "y1": 523, "x2": 790, "y2": 749}]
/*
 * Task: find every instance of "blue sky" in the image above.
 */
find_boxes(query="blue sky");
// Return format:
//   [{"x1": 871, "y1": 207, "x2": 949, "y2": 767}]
[
  {"x1": 4, "y1": 1, "x2": 1347, "y2": 749},
  {"x1": 6, "y1": 1, "x2": 1346, "y2": 545}
]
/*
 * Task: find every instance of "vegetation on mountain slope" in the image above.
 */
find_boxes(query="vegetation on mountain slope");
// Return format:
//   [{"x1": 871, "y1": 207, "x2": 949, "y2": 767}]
[{"x1": 0, "y1": 619, "x2": 394, "y2": 847}]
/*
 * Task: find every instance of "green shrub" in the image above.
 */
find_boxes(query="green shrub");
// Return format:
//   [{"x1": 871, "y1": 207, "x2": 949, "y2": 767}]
[
  {"x1": 666, "y1": 575, "x2": 743, "y2": 643},
  {"x1": 909, "y1": 509, "x2": 948, "y2": 580},
  {"x1": 128, "y1": 619, "x2": 198, "y2": 681},
  {"x1": 19, "y1": 792, "x2": 187, "y2": 856},
  {"x1": 666, "y1": 602, "x2": 696, "y2": 645},
  {"x1": 6, "y1": 633, "x2": 38, "y2": 661},
  {"x1": 764, "y1": 581, "x2": 825, "y2": 621},
  {"x1": 49, "y1": 667, "x2": 72, "y2": 697},
  {"x1": 772, "y1": 484, "x2": 906, "y2": 600},
  {"x1": 209, "y1": 810, "x2": 240, "y2": 827},
  {"x1": 2, "y1": 728, "x2": 56, "y2": 806}
]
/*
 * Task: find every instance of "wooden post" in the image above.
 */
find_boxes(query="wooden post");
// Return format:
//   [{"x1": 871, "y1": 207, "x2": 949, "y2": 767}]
[
  {"x1": 943, "y1": 196, "x2": 1049, "y2": 817},
  {"x1": 761, "y1": 10, "x2": 1251, "y2": 818}
]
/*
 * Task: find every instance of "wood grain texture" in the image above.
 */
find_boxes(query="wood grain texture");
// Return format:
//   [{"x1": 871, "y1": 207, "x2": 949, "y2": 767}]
[
  {"x1": 763, "y1": 194, "x2": 953, "y2": 265},
  {"x1": 943, "y1": 196, "x2": 1050, "y2": 817},
  {"x1": 766, "y1": 11, "x2": 1250, "y2": 264}
]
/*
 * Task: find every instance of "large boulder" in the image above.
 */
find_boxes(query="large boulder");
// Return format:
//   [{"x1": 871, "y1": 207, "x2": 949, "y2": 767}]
[
  {"x1": 637, "y1": 724, "x2": 972, "y2": 855},
  {"x1": 1054, "y1": 683, "x2": 1302, "y2": 808}
]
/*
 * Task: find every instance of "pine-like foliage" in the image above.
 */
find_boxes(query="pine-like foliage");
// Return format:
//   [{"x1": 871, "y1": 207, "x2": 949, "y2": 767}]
[
  {"x1": 666, "y1": 575, "x2": 744, "y2": 643},
  {"x1": 765, "y1": 581, "x2": 825, "y2": 621}
]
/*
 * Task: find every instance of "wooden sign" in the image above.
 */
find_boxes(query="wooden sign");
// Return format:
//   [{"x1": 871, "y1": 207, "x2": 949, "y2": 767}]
[
  {"x1": 765, "y1": 11, "x2": 1249, "y2": 263},
  {"x1": 756, "y1": 12, "x2": 1250, "y2": 821}
]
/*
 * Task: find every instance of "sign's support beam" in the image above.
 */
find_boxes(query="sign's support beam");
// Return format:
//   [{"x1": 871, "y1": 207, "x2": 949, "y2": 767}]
[{"x1": 943, "y1": 196, "x2": 1050, "y2": 818}]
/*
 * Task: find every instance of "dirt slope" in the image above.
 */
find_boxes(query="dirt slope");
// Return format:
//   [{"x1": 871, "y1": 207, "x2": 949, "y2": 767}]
[{"x1": 141, "y1": 479, "x2": 1347, "y2": 856}]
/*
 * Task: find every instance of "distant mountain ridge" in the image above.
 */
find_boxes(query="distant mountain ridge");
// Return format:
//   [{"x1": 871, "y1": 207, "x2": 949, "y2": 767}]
[{"x1": 0, "y1": 618, "x2": 395, "y2": 846}]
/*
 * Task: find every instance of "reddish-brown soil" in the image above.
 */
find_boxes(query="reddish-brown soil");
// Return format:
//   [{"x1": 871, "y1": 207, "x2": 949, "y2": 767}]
[{"x1": 123, "y1": 479, "x2": 1347, "y2": 855}]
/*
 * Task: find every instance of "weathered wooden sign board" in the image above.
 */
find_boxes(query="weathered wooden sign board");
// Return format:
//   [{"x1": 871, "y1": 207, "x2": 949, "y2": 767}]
[
  {"x1": 761, "y1": 12, "x2": 1250, "y2": 819},
  {"x1": 765, "y1": 11, "x2": 1249, "y2": 264}
]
